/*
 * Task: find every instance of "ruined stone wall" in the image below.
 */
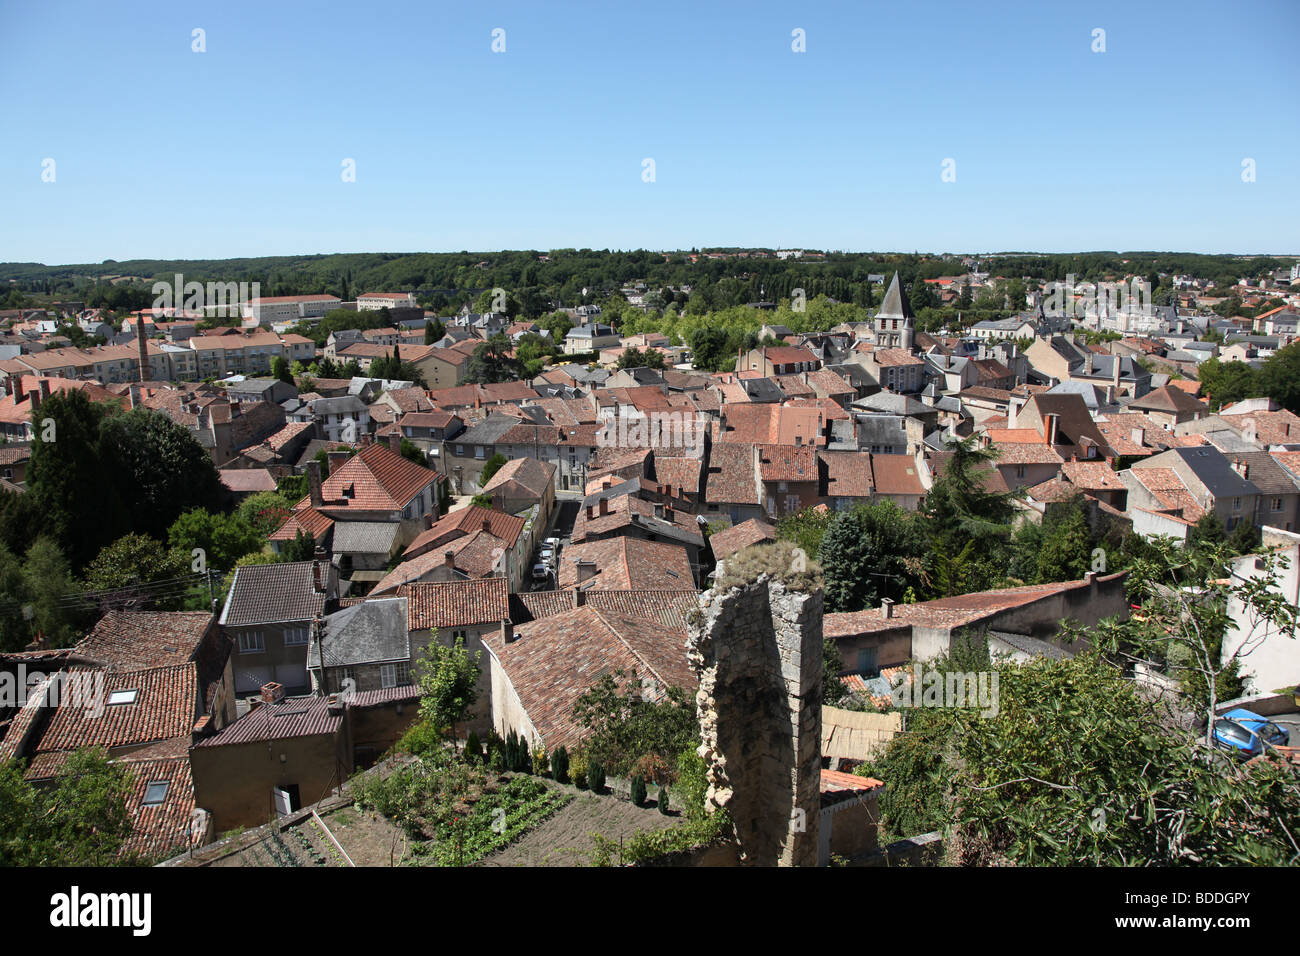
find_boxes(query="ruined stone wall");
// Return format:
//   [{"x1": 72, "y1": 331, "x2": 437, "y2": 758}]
[{"x1": 688, "y1": 574, "x2": 823, "y2": 866}]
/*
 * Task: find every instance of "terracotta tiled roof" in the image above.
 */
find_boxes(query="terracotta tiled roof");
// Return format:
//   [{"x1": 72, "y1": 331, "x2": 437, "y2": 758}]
[
  {"x1": 193, "y1": 696, "x2": 342, "y2": 747},
  {"x1": 871, "y1": 349, "x2": 924, "y2": 367},
  {"x1": 32, "y1": 663, "x2": 199, "y2": 762},
  {"x1": 400, "y1": 577, "x2": 510, "y2": 631},
  {"x1": 758, "y1": 443, "x2": 817, "y2": 482},
  {"x1": 819, "y1": 451, "x2": 874, "y2": 499},
  {"x1": 558, "y1": 537, "x2": 695, "y2": 591},
  {"x1": 1059, "y1": 460, "x2": 1125, "y2": 491},
  {"x1": 376, "y1": 529, "x2": 508, "y2": 590},
  {"x1": 709, "y1": 518, "x2": 777, "y2": 560},
  {"x1": 824, "y1": 576, "x2": 1119, "y2": 638},
  {"x1": 402, "y1": 505, "x2": 525, "y2": 558},
  {"x1": 870, "y1": 454, "x2": 925, "y2": 496},
  {"x1": 704, "y1": 442, "x2": 760, "y2": 505},
  {"x1": 653, "y1": 456, "x2": 703, "y2": 496},
  {"x1": 74, "y1": 611, "x2": 215, "y2": 670},
  {"x1": 269, "y1": 506, "x2": 334, "y2": 542},
  {"x1": 486, "y1": 605, "x2": 695, "y2": 747},
  {"x1": 310, "y1": 442, "x2": 439, "y2": 512},
  {"x1": 118, "y1": 755, "x2": 201, "y2": 859},
  {"x1": 717, "y1": 404, "x2": 826, "y2": 446}
]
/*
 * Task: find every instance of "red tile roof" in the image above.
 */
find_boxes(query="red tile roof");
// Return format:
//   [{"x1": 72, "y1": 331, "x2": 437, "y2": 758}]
[
  {"x1": 486, "y1": 606, "x2": 695, "y2": 747},
  {"x1": 400, "y1": 577, "x2": 510, "y2": 631}
]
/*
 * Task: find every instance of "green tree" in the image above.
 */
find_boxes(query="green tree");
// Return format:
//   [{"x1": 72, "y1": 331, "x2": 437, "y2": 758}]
[
  {"x1": 423, "y1": 318, "x2": 444, "y2": 344},
  {"x1": 478, "y1": 453, "x2": 508, "y2": 487},
  {"x1": 415, "y1": 634, "x2": 482, "y2": 741},
  {"x1": 1035, "y1": 500, "x2": 1093, "y2": 583},
  {"x1": 464, "y1": 334, "x2": 522, "y2": 384},
  {"x1": 167, "y1": 509, "x2": 263, "y2": 572},
  {"x1": 869, "y1": 650, "x2": 1300, "y2": 864},
  {"x1": 0, "y1": 748, "x2": 138, "y2": 865},
  {"x1": 271, "y1": 356, "x2": 293, "y2": 384},
  {"x1": 775, "y1": 506, "x2": 833, "y2": 558},
  {"x1": 923, "y1": 437, "x2": 1017, "y2": 595},
  {"x1": 1257, "y1": 341, "x2": 1300, "y2": 413},
  {"x1": 571, "y1": 670, "x2": 698, "y2": 778},
  {"x1": 236, "y1": 491, "x2": 294, "y2": 538},
  {"x1": 22, "y1": 537, "x2": 81, "y2": 648},
  {"x1": 819, "y1": 501, "x2": 927, "y2": 612},
  {"x1": 82, "y1": 533, "x2": 192, "y2": 598}
]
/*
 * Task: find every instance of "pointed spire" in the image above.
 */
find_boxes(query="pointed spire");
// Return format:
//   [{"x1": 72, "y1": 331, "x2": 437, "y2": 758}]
[{"x1": 876, "y1": 271, "x2": 914, "y2": 320}]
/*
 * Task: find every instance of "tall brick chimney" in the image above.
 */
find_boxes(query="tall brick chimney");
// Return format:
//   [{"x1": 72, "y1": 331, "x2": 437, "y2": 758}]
[
  {"x1": 136, "y1": 312, "x2": 149, "y2": 383},
  {"x1": 307, "y1": 460, "x2": 324, "y2": 509}
]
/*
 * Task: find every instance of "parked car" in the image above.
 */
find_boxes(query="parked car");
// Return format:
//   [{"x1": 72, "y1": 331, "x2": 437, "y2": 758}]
[
  {"x1": 543, "y1": 537, "x2": 561, "y2": 552},
  {"x1": 1212, "y1": 708, "x2": 1290, "y2": 757},
  {"x1": 531, "y1": 562, "x2": 551, "y2": 582}
]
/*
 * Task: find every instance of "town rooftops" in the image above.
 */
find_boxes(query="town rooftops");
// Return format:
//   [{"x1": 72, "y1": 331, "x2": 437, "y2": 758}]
[
  {"x1": 308, "y1": 597, "x2": 409, "y2": 670},
  {"x1": 484, "y1": 605, "x2": 695, "y2": 748},
  {"x1": 192, "y1": 695, "x2": 342, "y2": 748},
  {"x1": 559, "y1": 537, "x2": 695, "y2": 591},
  {"x1": 74, "y1": 611, "x2": 216, "y2": 671},
  {"x1": 399, "y1": 577, "x2": 510, "y2": 631},
  {"x1": 220, "y1": 560, "x2": 334, "y2": 627},
  {"x1": 824, "y1": 575, "x2": 1124, "y2": 639},
  {"x1": 709, "y1": 518, "x2": 778, "y2": 561}
]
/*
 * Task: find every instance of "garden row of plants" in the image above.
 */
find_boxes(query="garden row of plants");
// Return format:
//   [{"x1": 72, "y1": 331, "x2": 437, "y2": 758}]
[{"x1": 464, "y1": 729, "x2": 672, "y2": 814}]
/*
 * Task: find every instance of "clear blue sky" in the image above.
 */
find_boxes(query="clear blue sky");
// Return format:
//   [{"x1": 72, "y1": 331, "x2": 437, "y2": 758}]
[{"x1": 1, "y1": 0, "x2": 1296, "y2": 263}]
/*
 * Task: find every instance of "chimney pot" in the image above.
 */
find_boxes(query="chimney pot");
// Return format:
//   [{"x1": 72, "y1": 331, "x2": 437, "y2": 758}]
[{"x1": 444, "y1": 550, "x2": 455, "y2": 567}]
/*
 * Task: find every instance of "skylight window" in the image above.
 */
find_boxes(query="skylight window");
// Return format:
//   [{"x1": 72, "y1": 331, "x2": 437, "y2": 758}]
[
  {"x1": 107, "y1": 689, "x2": 139, "y2": 706},
  {"x1": 142, "y1": 781, "x2": 169, "y2": 806}
]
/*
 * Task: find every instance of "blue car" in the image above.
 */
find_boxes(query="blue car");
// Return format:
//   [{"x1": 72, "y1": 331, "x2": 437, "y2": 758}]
[{"x1": 1212, "y1": 708, "x2": 1290, "y2": 757}]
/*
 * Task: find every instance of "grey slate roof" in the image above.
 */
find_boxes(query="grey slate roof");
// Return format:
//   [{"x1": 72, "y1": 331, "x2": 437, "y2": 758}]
[
  {"x1": 1170, "y1": 446, "x2": 1261, "y2": 497},
  {"x1": 331, "y1": 521, "x2": 400, "y2": 555},
  {"x1": 308, "y1": 597, "x2": 409, "y2": 669}
]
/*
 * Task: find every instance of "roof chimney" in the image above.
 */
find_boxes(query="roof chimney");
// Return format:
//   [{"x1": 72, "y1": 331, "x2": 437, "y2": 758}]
[
  {"x1": 136, "y1": 310, "x2": 149, "y2": 383},
  {"x1": 307, "y1": 460, "x2": 324, "y2": 509},
  {"x1": 575, "y1": 558, "x2": 597, "y2": 584},
  {"x1": 501, "y1": 619, "x2": 515, "y2": 644},
  {"x1": 28, "y1": 390, "x2": 40, "y2": 412},
  {"x1": 38, "y1": 379, "x2": 50, "y2": 400},
  {"x1": 598, "y1": 497, "x2": 609, "y2": 516},
  {"x1": 1045, "y1": 412, "x2": 1060, "y2": 447},
  {"x1": 260, "y1": 682, "x2": 285, "y2": 704},
  {"x1": 444, "y1": 549, "x2": 455, "y2": 568},
  {"x1": 312, "y1": 547, "x2": 326, "y2": 594},
  {"x1": 387, "y1": 432, "x2": 402, "y2": 453},
  {"x1": 881, "y1": 597, "x2": 895, "y2": 619}
]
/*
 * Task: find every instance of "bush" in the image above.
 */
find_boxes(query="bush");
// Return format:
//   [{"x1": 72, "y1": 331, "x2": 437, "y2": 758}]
[
  {"x1": 657, "y1": 786, "x2": 671, "y2": 815},
  {"x1": 394, "y1": 718, "x2": 444, "y2": 758},
  {"x1": 674, "y1": 747, "x2": 709, "y2": 822},
  {"x1": 570, "y1": 750, "x2": 589, "y2": 789},
  {"x1": 630, "y1": 775, "x2": 647, "y2": 807},
  {"x1": 588, "y1": 760, "x2": 606, "y2": 794},
  {"x1": 631, "y1": 753, "x2": 672, "y2": 787},
  {"x1": 464, "y1": 730, "x2": 483, "y2": 764},
  {"x1": 551, "y1": 745, "x2": 570, "y2": 784},
  {"x1": 533, "y1": 745, "x2": 549, "y2": 777}
]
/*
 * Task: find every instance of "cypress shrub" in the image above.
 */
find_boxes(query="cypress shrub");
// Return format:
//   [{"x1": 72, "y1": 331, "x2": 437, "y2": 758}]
[
  {"x1": 630, "y1": 775, "x2": 647, "y2": 807},
  {"x1": 658, "y1": 786, "x2": 671, "y2": 815},
  {"x1": 552, "y1": 745, "x2": 570, "y2": 783},
  {"x1": 588, "y1": 760, "x2": 605, "y2": 794}
]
